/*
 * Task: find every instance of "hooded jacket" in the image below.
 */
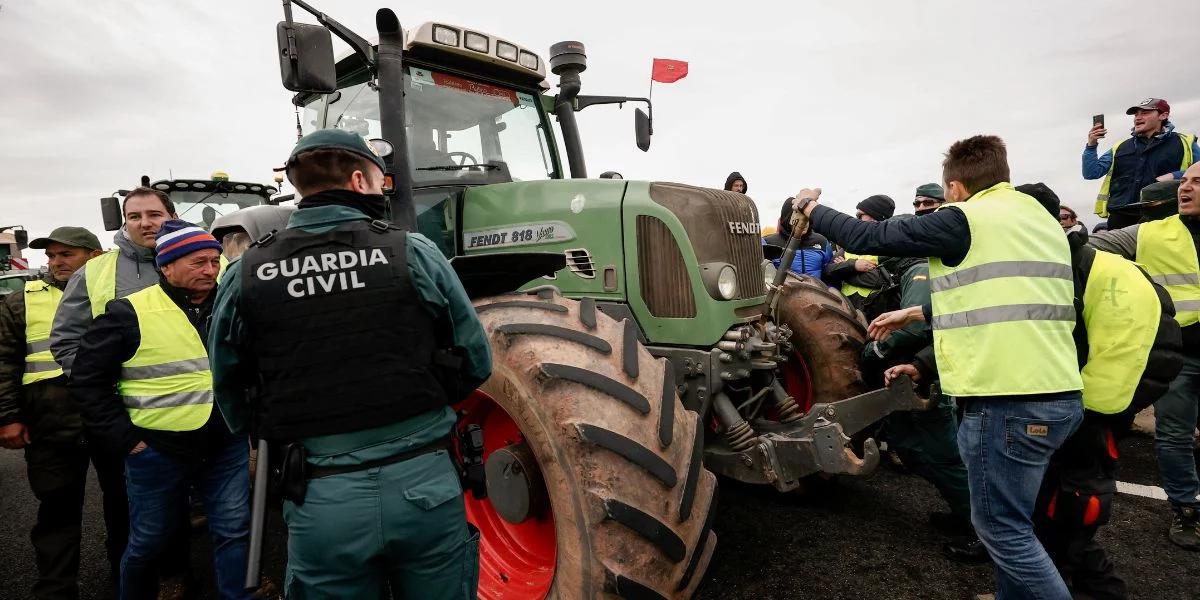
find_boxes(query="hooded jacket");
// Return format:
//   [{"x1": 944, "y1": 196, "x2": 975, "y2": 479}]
[
  {"x1": 763, "y1": 198, "x2": 834, "y2": 280},
  {"x1": 51, "y1": 229, "x2": 159, "y2": 376},
  {"x1": 0, "y1": 274, "x2": 83, "y2": 443},
  {"x1": 723, "y1": 172, "x2": 748, "y2": 193}
]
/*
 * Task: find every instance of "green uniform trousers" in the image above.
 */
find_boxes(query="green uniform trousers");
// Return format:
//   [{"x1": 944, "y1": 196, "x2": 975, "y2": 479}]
[
  {"x1": 880, "y1": 394, "x2": 972, "y2": 520},
  {"x1": 282, "y1": 449, "x2": 479, "y2": 600}
]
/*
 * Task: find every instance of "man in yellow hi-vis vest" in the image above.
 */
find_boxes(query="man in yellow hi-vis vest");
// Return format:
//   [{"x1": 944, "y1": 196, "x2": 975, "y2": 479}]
[
  {"x1": 71, "y1": 220, "x2": 251, "y2": 600},
  {"x1": 1089, "y1": 161, "x2": 1200, "y2": 551},
  {"x1": 1084, "y1": 98, "x2": 1198, "y2": 230},
  {"x1": 0, "y1": 227, "x2": 123, "y2": 599},
  {"x1": 800, "y1": 135, "x2": 1084, "y2": 599}
]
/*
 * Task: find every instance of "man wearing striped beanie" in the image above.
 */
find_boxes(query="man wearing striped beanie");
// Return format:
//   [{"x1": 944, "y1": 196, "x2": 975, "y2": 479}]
[{"x1": 72, "y1": 220, "x2": 252, "y2": 600}]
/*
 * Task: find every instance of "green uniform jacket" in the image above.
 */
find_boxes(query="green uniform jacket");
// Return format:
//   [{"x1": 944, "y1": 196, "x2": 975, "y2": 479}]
[
  {"x1": 861, "y1": 263, "x2": 936, "y2": 374},
  {"x1": 0, "y1": 275, "x2": 82, "y2": 443},
  {"x1": 209, "y1": 205, "x2": 492, "y2": 463}
]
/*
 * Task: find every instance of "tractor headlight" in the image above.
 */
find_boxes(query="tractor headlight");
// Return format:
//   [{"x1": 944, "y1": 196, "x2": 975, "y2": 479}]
[
  {"x1": 497, "y1": 41, "x2": 519, "y2": 62},
  {"x1": 700, "y1": 262, "x2": 738, "y2": 300},
  {"x1": 518, "y1": 50, "x2": 539, "y2": 71},
  {"x1": 761, "y1": 259, "x2": 777, "y2": 284},
  {"x1": 433, "y1": 25, "x2": 460, "y2": 47},
  {"x1": 464, "y1": 32, "x2": 489, "y2": 53}
]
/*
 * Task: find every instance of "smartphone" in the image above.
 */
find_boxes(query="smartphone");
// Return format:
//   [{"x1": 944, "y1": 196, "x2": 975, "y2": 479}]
[{"x1": 1093, "y1": 114, "x2": 1105, "y2": 128}]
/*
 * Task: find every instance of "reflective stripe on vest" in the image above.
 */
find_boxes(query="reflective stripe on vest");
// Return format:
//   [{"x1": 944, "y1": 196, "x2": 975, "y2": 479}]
[
  {"x1": 1079, "y1": 251, "x2": 1161, "y2": 414},
  {"x1": 1136, "y1": 215, "x2": 1200, "y2": 327},
  {"x1": 22, "y1": 280, "x2": 63, "y2": 384},
  {"x1": 118, "y1": 285, "x2": 212, "y2": 432},
  {"x1": 840, "y1": 253, "x2": 880, "y2": 298},
  {"x1": 84, "y1": 250, "x2": 120, "y2": 318},
  {"x1": 1095, "y1": 133, "x2": 1195, "y2": 217},
  {"x1": 929, "y1": 183, "x2": 1082, "y2": 397}
]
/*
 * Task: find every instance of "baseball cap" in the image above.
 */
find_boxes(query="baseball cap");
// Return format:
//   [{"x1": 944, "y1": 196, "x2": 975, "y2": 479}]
[
  {"x1": 1126, "y1": 98, "x2": 1170, "y2": 115},
  {"x1": 28, "y1": 226, "x2": 102, "y2": 251},
  {"x1": 277, "y1": 128, "x2": 388, "y2": 173}
]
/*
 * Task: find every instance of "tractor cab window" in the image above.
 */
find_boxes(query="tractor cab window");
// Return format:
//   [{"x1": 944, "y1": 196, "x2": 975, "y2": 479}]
[
  {"x1": 321, "y1": 66, "x2": 557, "y2": 188},
  {"x1": 167, "y1": 185, "x2": 273, "y2": 230}
]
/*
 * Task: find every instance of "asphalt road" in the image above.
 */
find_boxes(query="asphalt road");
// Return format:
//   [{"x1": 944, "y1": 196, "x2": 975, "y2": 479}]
[{"x1": 0, "y1": 434, "x2": 1197, "y2": 599}]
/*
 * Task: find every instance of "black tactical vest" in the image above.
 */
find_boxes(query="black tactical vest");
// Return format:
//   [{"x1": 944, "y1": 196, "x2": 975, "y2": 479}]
[{"x1": 240, "y1": 220, "x2": 448, "y2": 440}]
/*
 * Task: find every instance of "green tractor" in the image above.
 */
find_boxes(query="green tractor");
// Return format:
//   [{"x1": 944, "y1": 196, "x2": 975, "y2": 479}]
[{"x1": 272, "y1": 3, "x2": 927, "y2": 597}]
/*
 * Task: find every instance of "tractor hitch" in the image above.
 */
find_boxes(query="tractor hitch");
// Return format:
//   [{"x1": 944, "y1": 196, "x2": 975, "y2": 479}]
[{"x1": 703, "y1": 375, "x2": 933, "y2": 491}]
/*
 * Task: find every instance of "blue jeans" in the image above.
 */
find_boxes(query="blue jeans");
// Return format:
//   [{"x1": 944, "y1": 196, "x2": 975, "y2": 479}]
[
  {"x1": 958, "y1": 394, "x2": 1083, "y2": 600},
  {"x1": 121, "y1": 437, "x2": 251, "y2": 600},
  {"x1": 1155, "y1": 354, "x2": 1200, "y2": 508}
]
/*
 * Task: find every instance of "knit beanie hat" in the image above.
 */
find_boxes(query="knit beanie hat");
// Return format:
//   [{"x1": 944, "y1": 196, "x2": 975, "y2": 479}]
[
  {"x1": 856, "y1": 194, "x2": 895, "y2": 221},
  {"x1": 1015, "y1": 183, "x2": 1060, "y2": 218},
  {"x1": 154, "y1": 220, "x2": 222, "y2": 268}
]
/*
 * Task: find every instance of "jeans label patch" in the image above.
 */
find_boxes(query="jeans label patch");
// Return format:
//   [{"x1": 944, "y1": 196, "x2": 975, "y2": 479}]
[{"x1": 1026, "y1": 424, "x2": 1049, "y2": 436}]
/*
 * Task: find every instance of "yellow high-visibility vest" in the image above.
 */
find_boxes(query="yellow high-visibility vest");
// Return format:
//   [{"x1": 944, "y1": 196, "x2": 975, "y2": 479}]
[
  {"x1": 22, "y1": 280, "x2": 63, "y2": 384},
  {"x1": 1080, "y1": 251, "x2": 1161, "y2": 414},
  {"x1": 841, "y1": 253, "x2": 880, "y2": 298},
  {"x1": 1136, "y1": 215, "x2": 1200, "y2": 327},
  {"x1": 1095, "y1": 133, "x2": 1195, "y2": 217},
  {"x1": 118, "y1": 285, "x2": 212, "y2": 432},
  {"x1": 929, "y1": 183, "x2": 1082, "y2": 397},
  {"x1": 84, "y1": 250, "x2": 120, "y2": 318}
]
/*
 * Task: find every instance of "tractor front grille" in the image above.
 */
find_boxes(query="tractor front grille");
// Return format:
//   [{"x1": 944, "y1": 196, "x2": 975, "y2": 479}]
[
  {"x1": 647, "y1": 183, "x2": 766, "y2": 300},
  {"x1": 636, "y1": 215, "x2": 697, "y2": 318}
]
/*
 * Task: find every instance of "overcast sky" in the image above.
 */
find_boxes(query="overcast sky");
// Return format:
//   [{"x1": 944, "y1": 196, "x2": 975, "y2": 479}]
[{"x1": 2, "y1": 0, "x2": 1198, "y2": 266}]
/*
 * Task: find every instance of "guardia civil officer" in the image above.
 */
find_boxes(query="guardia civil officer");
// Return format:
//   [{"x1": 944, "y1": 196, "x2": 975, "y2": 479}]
[{"x1": 209, "y1": 129, "x2": 492, "y2": 599}]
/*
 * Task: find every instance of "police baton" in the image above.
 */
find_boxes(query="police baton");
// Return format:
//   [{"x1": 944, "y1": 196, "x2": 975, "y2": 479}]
[{"x1": 244, "y1": 438, "x2": 269, "y2": 590}]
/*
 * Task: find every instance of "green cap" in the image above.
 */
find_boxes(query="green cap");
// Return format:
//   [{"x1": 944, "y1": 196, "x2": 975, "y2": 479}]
[
  {"x1": 28, "y1": 226, "x2": 102, "y2": 251},
  {"x1": 1140, "y1": 179, "x2": 1180, "y2": 204},
  {"x1": 915, "y1": 183, "x2": 945, "y2": 201},
  {"x1": 280, "y1": 129, "x2": 387, "y2": 174}
]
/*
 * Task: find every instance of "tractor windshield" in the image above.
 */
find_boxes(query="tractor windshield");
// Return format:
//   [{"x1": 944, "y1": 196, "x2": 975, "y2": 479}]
[
  {"x1": 318, "y1": 65, "x2": 557, "y2": 185},
  {"x1": 170, "y1": 189, "x2": 273, "y2": 230}
]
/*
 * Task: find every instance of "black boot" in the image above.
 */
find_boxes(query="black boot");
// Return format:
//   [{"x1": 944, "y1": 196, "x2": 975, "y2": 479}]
[{"x1": 943, "y1": 535, "x2": 991, "y2": 564}]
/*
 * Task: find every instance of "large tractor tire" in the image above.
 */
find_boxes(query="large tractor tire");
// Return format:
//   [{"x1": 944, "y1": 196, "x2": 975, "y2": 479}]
[
  {"x1": 774, "y1": 274, "x2": 868, "y2": 411},
  {"x1": 460, "y1": 289, "x2": 718, "y2": 599}
]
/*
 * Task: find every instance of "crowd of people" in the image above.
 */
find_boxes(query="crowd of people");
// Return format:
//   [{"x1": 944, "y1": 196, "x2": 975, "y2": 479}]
[
  {"x1": 738, "y1": 96, "x2": 1198, "y2": 600},
  {"x1": 0, "y1": 96, "x2": 1196, "y2": 600},
  {"x1": 1, "y1": 130, "x2": 489, "y2": 600}
]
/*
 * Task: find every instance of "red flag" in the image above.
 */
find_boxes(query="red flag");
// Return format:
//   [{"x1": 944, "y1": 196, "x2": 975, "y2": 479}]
[{"x1": 651, "y1": 58, "x2": 688, "y2": 84}]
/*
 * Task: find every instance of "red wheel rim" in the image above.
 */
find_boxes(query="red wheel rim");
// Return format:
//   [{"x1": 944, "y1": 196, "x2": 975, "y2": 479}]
[
  {"x1": 456, "y1": 390, "x2": 556, "y2": 599},
  {"x1": 781, "y1": 353, "x2": 815, "y2": 414}
]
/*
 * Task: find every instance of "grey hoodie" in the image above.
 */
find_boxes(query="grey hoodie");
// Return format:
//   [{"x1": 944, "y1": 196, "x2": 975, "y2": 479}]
[{"x1": 51, "y1": 229, "x2": 159, "y2": 375}]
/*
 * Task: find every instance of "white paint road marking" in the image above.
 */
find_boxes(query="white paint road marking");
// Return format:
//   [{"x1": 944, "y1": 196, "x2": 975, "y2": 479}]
[{"x1": 1116, "y1": 481, "x2": 1169, "y2": 501}]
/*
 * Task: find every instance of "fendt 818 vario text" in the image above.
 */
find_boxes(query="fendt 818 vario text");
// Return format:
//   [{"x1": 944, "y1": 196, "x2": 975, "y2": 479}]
[{"x1": 266, "y1": 2, "x2": 927, "y2": 597}]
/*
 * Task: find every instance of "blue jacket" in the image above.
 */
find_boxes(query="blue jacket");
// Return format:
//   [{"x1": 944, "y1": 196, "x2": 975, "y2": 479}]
[
  {"x1": 1082, "y1": 122, "x2": 1199, "y2": 209},
  {"x1": 764, "y1": 232, "x2": 834, "y2": 281}
]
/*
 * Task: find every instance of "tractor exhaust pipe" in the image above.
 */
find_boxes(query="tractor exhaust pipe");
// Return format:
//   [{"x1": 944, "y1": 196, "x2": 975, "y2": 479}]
[
  {"x1": 376, "y1": 9, "x2": 416, "y2": 230},
  {"x1": 550, "y1": 41, "x2": 588, "y2": 179}
]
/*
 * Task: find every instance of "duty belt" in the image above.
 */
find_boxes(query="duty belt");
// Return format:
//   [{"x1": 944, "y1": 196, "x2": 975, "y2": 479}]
[{"x1": 305, "y1": 436, "x2": 452, "y2": 480}]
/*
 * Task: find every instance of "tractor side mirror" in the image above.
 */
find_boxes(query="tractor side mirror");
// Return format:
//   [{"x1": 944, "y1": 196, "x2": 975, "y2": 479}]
[
  {"x1": 276, "y1": 22, "x2": 337, "y2": 93},
  {"x1": 13, "y1": 230, "x2": 28, "y2": 250},
  {"x1": 100, "y1": 197, "x2": 123, "y2": 231},
  {"x1": 635, "y1": 108, "x2": 651, "y2": 152}
]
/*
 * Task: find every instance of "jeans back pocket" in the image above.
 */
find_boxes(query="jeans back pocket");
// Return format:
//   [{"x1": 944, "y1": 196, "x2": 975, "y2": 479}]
[{"x1": 1004, "y1": 414, "x2": 1074, "y2": 465}]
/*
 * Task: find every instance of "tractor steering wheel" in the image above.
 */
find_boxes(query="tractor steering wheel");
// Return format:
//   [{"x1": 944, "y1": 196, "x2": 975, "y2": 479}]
[{"x1": 447, "y1": 151, "x2": 479, "y2": 166}]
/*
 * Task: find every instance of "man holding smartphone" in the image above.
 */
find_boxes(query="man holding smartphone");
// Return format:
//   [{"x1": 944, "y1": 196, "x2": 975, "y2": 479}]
[{"x1": 1083, "y1": 98, "x2": 1199, "y2": 229}]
